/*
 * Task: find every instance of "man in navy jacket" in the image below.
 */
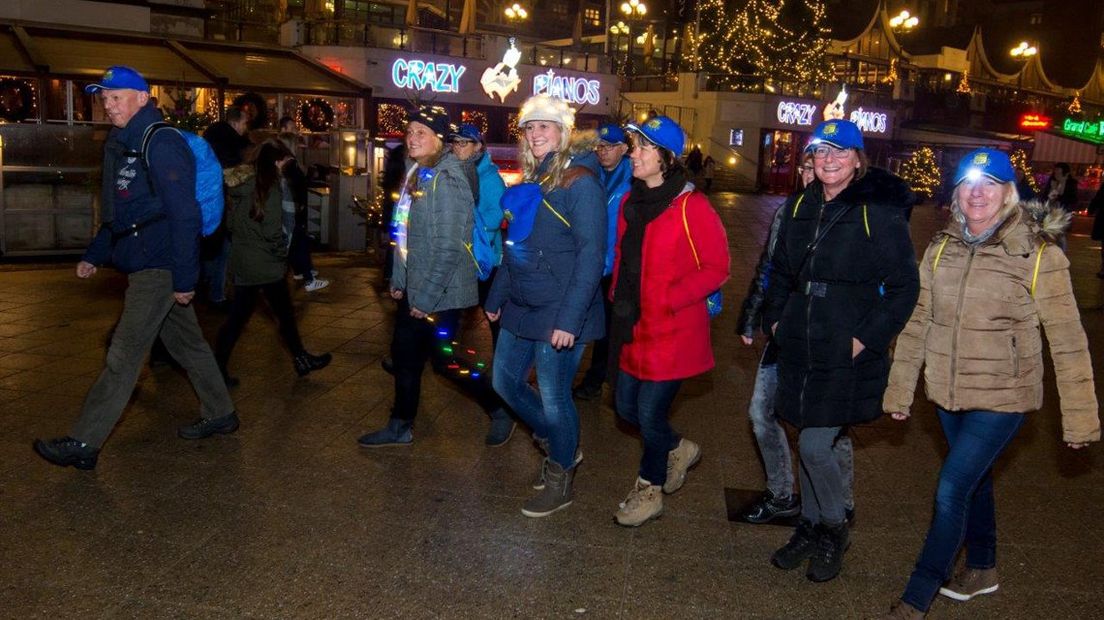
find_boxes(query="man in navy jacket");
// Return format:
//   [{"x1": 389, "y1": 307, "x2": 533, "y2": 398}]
[{"x1": 33, "y1": 66, "x2": 238, "y2": 471}]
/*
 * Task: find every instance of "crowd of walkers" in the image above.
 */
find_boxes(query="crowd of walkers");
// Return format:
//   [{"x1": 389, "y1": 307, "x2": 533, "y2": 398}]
[{"x1": 31, "y1": 65, "x2": 1101, "y2": 618}]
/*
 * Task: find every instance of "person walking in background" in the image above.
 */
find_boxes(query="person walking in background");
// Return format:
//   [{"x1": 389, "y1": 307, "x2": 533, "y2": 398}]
[
  {"x1": 485, "y1": 95, "x2": 606, "y2": 518},
  {"x1": 1014, "y1": 167, "x2": 1036, "y2": 202},
  {"x1": 702, "y1": 155, "x2": 716, "y2": 192},
  {"x1": 737, "y1": 152, "x2": 856, "y2": 525},
  {"x1": 448, "y1": 122, "x2": 516, "y2": 446},
  {"x1": 880, "y1": 149, "x2": 1099, "y2": 619},
  {"x1": 1089, "y1": 182, "x2": 1104, "y2": 277},
  {"x1": 1045, "y1": 162, "x2": 1078, "y2": 213},
  {"x1": 764, "y1": 120, "x2": 919, "y2": 583},
  {"x1": 574, "y1": 122, "x2": 633, "y2": 402},
  {"x1": 214, "y1": 140, "x2": 332, "y2": 387},
  {"x1": 200, "y1": 106, "x2": 251, "y2": 310},
  {"x1": 276, "y1": 132, "x2": 329, "y2": 292},
  {"x1": 33, "y1": 66, "x2": 238, "y2": 470},
  {"x1": 686, "y1": 144, "x2": 703, "y2": 178},
  {"x1": 608, "y1": 115, "x2": 730, "y2": 527},
  {"x1": 358, "y1": 106, "x2": 508, "y2": 448}
]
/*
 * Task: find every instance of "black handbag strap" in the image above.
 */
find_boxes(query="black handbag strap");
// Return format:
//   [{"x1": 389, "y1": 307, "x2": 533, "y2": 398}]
[{"x1": 791, "y1": 201, "x2": 862, "y2": 281}]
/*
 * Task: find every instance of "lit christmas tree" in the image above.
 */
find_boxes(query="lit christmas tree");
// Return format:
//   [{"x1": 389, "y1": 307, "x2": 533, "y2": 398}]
[
  {"x1": 1009, "y1": 148, "x2": 1040, "y2": 194},
  {"x1": 900, "y1": 147, "x2": 940, "y2": 200}
]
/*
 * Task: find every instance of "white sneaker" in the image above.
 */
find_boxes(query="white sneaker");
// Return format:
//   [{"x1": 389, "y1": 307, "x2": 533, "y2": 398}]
[{"x1": 304, "y1": 278, "x2": 330, "y2": 292}]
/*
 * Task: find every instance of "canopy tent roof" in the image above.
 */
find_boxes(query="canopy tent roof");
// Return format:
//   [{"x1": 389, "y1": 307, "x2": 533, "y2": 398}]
[{"x1": 0, "y1": 21, "x2": 369, "y2": 97}]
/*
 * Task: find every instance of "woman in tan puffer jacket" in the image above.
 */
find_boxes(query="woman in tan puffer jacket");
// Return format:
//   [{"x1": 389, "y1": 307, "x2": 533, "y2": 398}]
[{"x1": 881, "y1": 149, "x2": 1099, "y2": 619}]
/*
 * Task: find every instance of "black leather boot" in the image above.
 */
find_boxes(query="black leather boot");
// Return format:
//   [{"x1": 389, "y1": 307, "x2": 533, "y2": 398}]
[
  {"x1": 806, "y1": 521, "x2": 850, "y2": 582},
  {"x1": 294, "y1": 352, "x2": 332, "y2": 376}
]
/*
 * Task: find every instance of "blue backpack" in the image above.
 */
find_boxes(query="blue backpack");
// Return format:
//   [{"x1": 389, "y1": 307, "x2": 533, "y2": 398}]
[
  {"x1": 469, "y1": 207, "x2": 498, "y2": 281},
  {"x1": 137, "y1": 122, "x2": 224, "y2": 236}
]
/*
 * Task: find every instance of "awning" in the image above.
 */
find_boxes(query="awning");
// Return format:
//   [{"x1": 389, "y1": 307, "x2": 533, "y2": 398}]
[
  {"x1": 0, "y1": 22, "x2": 368, "y2": 97},
  {"x1": 897, "y1": 124, "x2": 1019, "y2": 149},
  {"x1": 1033, "y1": 131, "x2": 1102, "y2": 165}
]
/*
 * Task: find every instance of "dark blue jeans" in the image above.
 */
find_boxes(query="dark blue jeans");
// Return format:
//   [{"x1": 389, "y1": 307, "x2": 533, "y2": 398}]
[
  {"x1": 614, "y1": 371, "x2": 683, "y2": 486},
  {"x1": 901, "y1": 409, "x2": 1025, "y2": 612},
  {"x1": 492, "y1": 328, "x2": 585, "y2": 469}
]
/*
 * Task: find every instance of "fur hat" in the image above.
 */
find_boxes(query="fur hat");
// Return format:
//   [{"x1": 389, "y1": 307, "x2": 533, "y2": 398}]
[{"x1": 517, "y1": 95, "x2": 575, "y2": 130}]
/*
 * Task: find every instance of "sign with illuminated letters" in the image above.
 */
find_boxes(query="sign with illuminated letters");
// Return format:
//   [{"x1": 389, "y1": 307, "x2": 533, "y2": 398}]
[
  {"x1": 764, "y1": 96, "x2": 893, "y2": 138},
  {"x1": 848, "y1": 107, "x2": 888, "y2": 134},
  {"x1": 776, "y1": 101, "x2": 818, "y2": 126},
  {"x1": 1020, "y1": 114, "x2": 1051, "y2": 130},
  {"x1": 391, "y1": 58, "x2": 467, "y2": 93},
  {"x1": 533, "y1": 70, "x2": 602, "y2": 106}
]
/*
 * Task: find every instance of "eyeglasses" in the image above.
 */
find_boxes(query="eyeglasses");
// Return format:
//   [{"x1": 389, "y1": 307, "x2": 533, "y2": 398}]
[
  {"x1": 799, "y1": 165, "x2": 815, "y2": 173},
  {"x1": 810, "y1": 145, "x2": 851, "y2": 160}
]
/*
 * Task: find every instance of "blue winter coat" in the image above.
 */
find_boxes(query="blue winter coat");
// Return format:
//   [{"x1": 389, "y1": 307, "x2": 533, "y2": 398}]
[
  {"x1": 83, "y1": 103, "x2": 201, "y2": 293},
  {"x1": 475, "y1": 152, "x2": 506, "y2": 266},
  {"x1": 486, "y1": 150, "x2": 607, "y2": 343},
  {"x1": 601, "y1": 155, "x2": 632, "y2": 275}
]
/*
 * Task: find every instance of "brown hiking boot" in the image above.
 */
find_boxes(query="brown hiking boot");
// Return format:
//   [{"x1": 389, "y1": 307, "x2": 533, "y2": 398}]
[
  {"x1": 663, "y1": 438, "x2": 701, "y2": 494},
  {"x1": 939, "y1": 567, "x2": 999, "y2": 601},
  {"x1": 615, "y1": 477, "x2": 664, "y2": 527},
  {"x1": 883, "y1": 600, "x2": 925, "y2": 619},
  {"x1": 521, "y1": 460, "x2": 575, "y2": 518}
]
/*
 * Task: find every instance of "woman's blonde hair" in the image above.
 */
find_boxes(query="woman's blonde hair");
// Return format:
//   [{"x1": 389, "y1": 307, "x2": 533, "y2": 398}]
[
  {"x1": 950, "y1": 180, "x2": 1021, "y2": 226},
  {"x1": 519, "y1": 122, "x2": 573, "y2": 191}
]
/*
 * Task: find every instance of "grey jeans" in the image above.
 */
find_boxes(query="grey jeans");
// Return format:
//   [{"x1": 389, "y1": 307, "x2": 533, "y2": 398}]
[
  {"x1": 71, "y1": 269, "x2": 235, "y2": 448},
  {"x1": 797, "y1": 426, "x2": 853, "y2": 525},
  {"x1": 749, "y1": 360, "x2": 854, "y2": 508}
]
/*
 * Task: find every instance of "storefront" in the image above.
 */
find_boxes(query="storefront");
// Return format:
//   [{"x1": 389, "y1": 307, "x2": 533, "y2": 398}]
[
  {"x1": 0, "y1": 21, "x2": 372, "y2": 255},
  {"x1": 303, "y1": 41, "x2": 617, "y2": 155},
  {"x1": 756, "y1": 95, "x2": 894, "y2": 194}
]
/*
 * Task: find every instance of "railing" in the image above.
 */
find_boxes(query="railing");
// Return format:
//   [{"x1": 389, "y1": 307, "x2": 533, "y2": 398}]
[{"x1": 622, "y1": 74, "x2": 679, "y2": 93}]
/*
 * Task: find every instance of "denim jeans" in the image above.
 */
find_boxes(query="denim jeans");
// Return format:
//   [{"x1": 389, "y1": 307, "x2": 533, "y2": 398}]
[
  {"x1": 901, "y1": 409, "x2": 1025, "y2": 612},
  {"x1": 798, "y1": 426, "x2": 849, "y2": 525},
  {"x1": 492, "y1": 328, "x2": 585, "y2": 469},
  {"x1": 614, "y1": 370, "x2": 683, "y2": 486},
  {"x1": 750, "y1": 360, "x2": 854, "y2": 507}
]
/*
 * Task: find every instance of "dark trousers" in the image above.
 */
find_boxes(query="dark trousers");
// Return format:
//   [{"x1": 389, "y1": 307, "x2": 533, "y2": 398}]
[
  {"x1": 614, "y1": 370, "x2": 683, "y2": 486},
  {"x1": 216, "y1": 279, "x2": 305, "y2": 369},
  {"x1": 477, "y1": 272, "x2": 502, "y2": 348},
  {"x1": 390, "y1": 297, "x2": 500, "y2": 422},
  {"x1": 289, "y1": 223, "x2": 315, "y2": 281},
  {"x1": 901, "y1": 409, "x2": 1025, "y2": 612},
  {"x1": 580, "y1": 275, "x2": 613, "y2": 387},
  {"x1": 71, "y1": 269, "x2": 234, "y2": 447}
]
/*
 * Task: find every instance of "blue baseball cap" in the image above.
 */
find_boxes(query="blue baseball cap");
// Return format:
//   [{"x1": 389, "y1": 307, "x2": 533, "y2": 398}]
[
  {"x1": 954, "y1": 148, "x2": 1015, "y2": 185},
  {"x1": 806, "y1": 120, "x2": 864, "y2": 152},
  {"x1": 449, "y1": 123, "x2": 484, "y2": 144},
  {"x1": 597, "y1": 123, "x2": 627, "y2": 145},
  {"x1": 625, "y1": 115, "x2": 686, "y2": 156},
  {"x1": 84, "y1": 66, "x2": 150, "y2": 94}
]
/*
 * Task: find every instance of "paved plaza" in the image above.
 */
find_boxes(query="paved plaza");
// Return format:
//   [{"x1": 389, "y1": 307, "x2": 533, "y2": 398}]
[{"x1": 1, "y1": 194, "x2": 1102, "y2": 619}]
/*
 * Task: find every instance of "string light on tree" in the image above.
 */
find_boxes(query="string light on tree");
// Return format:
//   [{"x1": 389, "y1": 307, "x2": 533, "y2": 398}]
[
  {"x1": 956, "y1": 68, "x2": 971, "y2": 94},
  {"x1": 1069, "y1": 92, "x2": 1082, "y2": 114},
  {"x1": 881, "y1": 58, "x2": 898, "y2": 85},
  {"x1": 899, "y1": 146, "x2": 940, "y2": 200},
  {"x1": 378, "y1": 103, "x2": 406, "y2": 136},
  {"x1": 1009, "y1": 148, "x2": 1040, "y2": 194}
]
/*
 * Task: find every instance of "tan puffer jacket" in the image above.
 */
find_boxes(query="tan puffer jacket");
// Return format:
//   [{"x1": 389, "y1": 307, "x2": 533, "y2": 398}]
[{"x1": 883, "y1": 204, "x2": 1100, "y2": 443}]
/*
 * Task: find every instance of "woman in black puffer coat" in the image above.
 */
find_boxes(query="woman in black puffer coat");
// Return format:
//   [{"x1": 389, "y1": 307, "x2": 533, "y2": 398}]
[{"x1": 762, "y1": 120, "x2": 919, "y2": 583}]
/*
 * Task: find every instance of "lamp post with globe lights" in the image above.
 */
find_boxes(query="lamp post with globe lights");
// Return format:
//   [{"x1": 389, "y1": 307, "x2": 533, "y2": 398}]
[
  {"x1": 504, "y1": 3, "x2": 528, "y2": 23},
  {"x1": 889, "y1": 10, "x2": 918, "y2": 32},
  {"x1": 1010, "y1": 41, "x2": 1037, "y2": 91}
]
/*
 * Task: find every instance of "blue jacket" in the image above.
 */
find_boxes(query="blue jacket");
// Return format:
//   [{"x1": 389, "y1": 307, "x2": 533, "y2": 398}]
[
  {"x1": 475, "y1": 152, "x2": 506, "y2": 266},
  {"x1": 486, "y1": 149, "x2": 607, "y2": 342},
  {"x1": 601, "y1": 155, "x2": 632, "y2": 275},
  {"x1": 83, "y1": 103, "x2": 201, "y2": 293}
]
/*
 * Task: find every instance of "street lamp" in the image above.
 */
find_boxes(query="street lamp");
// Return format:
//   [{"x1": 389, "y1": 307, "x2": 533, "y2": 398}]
[
  {"x1": 504, "y1": 3, "x2": 528, "y2": 21},
  {"x1": 620, "y1": 0, "x2": 646, "y2": 18},
  {"x1": 889, "y1": 10, "x2": 919, "y2": 32},
  {"x1": 1010, "y1": 41, "x2": 1037, "y2": 90}
]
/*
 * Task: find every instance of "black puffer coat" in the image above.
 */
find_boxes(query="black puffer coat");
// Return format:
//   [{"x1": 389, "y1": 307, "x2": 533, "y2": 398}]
[{"x1": 762, "y1": 167, "x2": 920, "y2": 428}]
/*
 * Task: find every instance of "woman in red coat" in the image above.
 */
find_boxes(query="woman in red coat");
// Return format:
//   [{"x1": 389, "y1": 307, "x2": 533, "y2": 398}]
[{"x1": 609, "y1": 115, "x2": 730, "y2": 527}]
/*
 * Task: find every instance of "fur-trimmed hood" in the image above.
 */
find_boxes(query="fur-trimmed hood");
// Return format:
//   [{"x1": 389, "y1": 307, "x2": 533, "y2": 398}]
[
  {"x1": 940, "y1": 199, "x2": 1071, "y2": 255},
  {"x1": 223, "y1": 163, "x2": 254, "y2": 188}
]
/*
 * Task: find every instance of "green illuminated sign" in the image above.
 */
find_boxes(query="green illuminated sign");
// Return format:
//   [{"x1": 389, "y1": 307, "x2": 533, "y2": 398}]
[{"x1": 1061, "y1": 118, "x2": 1104, "y2": 143}]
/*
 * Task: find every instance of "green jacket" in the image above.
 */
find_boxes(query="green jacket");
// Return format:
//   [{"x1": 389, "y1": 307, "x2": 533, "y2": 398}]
[{"x1": 225, "y1": 166, "x2": 288, "y2": 286}]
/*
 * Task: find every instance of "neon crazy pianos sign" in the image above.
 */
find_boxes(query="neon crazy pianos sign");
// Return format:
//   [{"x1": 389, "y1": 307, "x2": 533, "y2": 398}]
[
  {"x1": 775, "y1": 101, "x2": 889, "y2": 134},
  {"x1": 533, "y1": 70, "x2": 601, "y2": 106},
  {"x1": 391, "y1": 58, "x2": 466, "y2": 93}
]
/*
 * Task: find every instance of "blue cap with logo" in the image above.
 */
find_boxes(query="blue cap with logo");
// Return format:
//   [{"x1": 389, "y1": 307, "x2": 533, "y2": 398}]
[
  {"x1": 597, "y1": 123, "x2": 627, "y2": 145},
  {"x1": 449, "y1": 123, "x2": 484, "y2": 144},
  {"x1": 954, "y1": 148, "x2": 1015, "y2": 185},
  {"x1": 806, "y1": 119, "x2": 864, "y2": 152},
  {"x1": 625, "y1": 115, "x2": 686, "y2": 156},
  {"x1": 84, "y1": 66, "x2": 150, "y2": 94}
]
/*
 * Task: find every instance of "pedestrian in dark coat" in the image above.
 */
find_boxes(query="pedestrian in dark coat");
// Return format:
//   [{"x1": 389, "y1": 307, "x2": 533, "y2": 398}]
[{"x1": 762, "y1": 120, "x2": 919, "y2": 583}]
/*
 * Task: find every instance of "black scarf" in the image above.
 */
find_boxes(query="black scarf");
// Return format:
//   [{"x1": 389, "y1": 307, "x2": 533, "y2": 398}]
[{"x1": 607, "y1": 169, "x2": 688, "y2": 386}]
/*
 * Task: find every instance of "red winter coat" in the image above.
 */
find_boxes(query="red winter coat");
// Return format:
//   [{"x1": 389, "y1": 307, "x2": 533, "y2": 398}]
[{"x1": 611, "y1": 188, "x2": 731, "y2": 381}]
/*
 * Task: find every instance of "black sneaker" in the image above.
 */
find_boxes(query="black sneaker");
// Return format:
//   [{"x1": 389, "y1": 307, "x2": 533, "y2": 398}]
[
  {"x1": 294, "y1": 352, "x2": 332, "y2": 377},
  {"x1": 806, "y1": 522, "x2": 850, "y2": 582},
  {"x1": 178, "y1": 412, "x2": 240, "y2": 440},
  {"x1": 771, "y1": 520, "x2": 820, "y2": 570},
  {"x1": 380, "y1": 356, "x2": 395, "y2": 375},
  {"x1": 743, "y1": 490, "x2": 801, "y2": 524},
  {"x1": 33, "y1": 437, "x2": 99, "y2": 470},
  {"x1": 572, "y1": 381, "x2": 602, "y2": 401}
]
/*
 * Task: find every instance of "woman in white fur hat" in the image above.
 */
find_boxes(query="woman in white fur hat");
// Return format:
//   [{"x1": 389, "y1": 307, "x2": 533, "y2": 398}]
[{"x1": 485, "y1": 94, "x2": 608, "y2": 517}]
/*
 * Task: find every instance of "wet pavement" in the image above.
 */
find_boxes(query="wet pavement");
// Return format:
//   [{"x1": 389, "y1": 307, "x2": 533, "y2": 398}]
[{"x1": 1, "y1": 193, "x2": 1102, "y2": 619}]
